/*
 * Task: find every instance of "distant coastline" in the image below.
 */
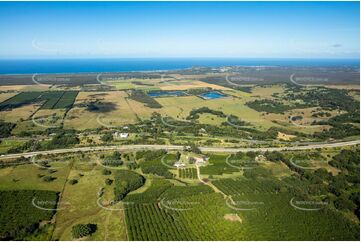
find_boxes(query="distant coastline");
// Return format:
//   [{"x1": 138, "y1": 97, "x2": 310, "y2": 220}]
[{"x1": 0, "y1": 58, "x2": 359, "y2": 74}]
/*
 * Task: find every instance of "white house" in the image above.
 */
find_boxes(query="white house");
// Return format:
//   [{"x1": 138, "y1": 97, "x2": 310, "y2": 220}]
[
  {"x1": 195, "y1": 156, "x2": 208, "y2": 165},
  {"x1": 255, "y1": 154, "x2": 265, "y2": 162},
  {"x1": 174, "y1": 161, "x2": 186, "y2": 168},
  {"x1": 114, "y1": 132, "x2": 129, "y2": 139},
  {"x1": 120, "y1": 133, "x2": 129, "y2": 138}
]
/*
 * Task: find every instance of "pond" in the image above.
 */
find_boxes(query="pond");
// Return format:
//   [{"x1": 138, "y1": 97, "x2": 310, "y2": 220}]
[
  {"x1": 147, "y1": 90, "x2": 187, "y2": 97},
  {"x1": 199, "y1": 91, "x2": 227, "y2": 100}
]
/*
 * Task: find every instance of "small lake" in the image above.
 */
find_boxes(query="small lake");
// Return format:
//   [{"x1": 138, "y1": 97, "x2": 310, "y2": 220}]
[
  {"x1": 147, "y1": 90, "x2": 187, "y2": 98},
  {"x1": 199, "y1": 91, "x2": 227, "y2": 100}
]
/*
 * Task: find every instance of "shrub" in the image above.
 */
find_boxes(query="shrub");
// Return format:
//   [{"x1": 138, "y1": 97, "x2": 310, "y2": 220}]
[
  {"x1": 102, "y1": 169, "x2": 111, "y2": 175},
  {"x1": 42, "y1": 176, "x2": 56, "y2": 182},
  {"x1": 69, "y1": 179, "x2": 78, "y2": 185},
  {"x1": 105, "y1": 178, "x2": 113, "y2": 185},
  {"x1": 71, "y1": 224, "x2": 97, "y2": 238},
  {"x1": 114, "y1": 170, "x2": 145, "y2": 201},
  {"x1": 101, "y1": 132, "x2": 113, "y2": 142}
]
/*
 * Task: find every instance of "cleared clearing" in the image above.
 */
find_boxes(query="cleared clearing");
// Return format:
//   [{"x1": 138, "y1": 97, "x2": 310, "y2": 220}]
[{"x1": 64, "y1": 91, "x2": 138, "y2": 130}]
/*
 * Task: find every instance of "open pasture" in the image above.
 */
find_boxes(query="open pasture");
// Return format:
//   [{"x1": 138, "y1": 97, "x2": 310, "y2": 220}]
[
  {"x1": 104, "y1": 77, "x2": 230, "y2": 92},
  {"x1": 0, "y1": 92, "x2": 17, "y2": 103},
  {"x1": 12, "y1": 108, "x2": 66, "y2": 135},
  {"x1": 0, "y1": 103, "x2": 40, "y2": 123},
  {"x1": 0, "y1": 161, "x2": 71, "y2": 192},
  {"x1": 64, "y1": 91, "x2": 139, "y2": 130},
  {"x1": 12, "y1": 108, "x2": 67, "y2": 134},
  {"x1": 200, "y1": 154, "x2": 239, "y2": 176},
  {"x1": 105, "y1": 79, "x2": 161, "y2": 91},
  {"x1": 0, "y1": 139, "x2": 27, "y2": 154},
  {"x1": 52, "y1": 160, "x2": 127, "y2": 241},
  {"x1": 264, "y1": 106, "x2": 340, "y2": 134},
  {"x1": 156, "y1": 95, "x2": 278, "y2": 130}
]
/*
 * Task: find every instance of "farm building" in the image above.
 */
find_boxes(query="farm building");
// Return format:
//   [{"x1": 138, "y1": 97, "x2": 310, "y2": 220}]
[
  {"x1": 255, "y1": 154, "x2": 265, "y2": 162},
  {"x1": 174, "y1": 161, "x2": 186, "y2": 168},
  {"x1": 114, "y1": 132, "x2": 129, "y2": 139},
  {"x1": 195, "y1": 156, "x2": 209, "y2": 165}
]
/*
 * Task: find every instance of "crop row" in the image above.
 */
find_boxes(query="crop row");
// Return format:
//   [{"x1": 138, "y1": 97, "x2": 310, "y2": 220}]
[
  {"x1": 212, "y1": 178, "x2": 284, "y2": 195},
  {"x1": 0, "y1": 91, "x2": 78, "y2": 111},
  {"x1": 178, "y1": 168, "x2": 197, "y2": 179}
]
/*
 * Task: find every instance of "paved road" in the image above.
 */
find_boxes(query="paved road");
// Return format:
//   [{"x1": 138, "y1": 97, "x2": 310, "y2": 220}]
[{"x1": 0, "y1": 140, "x2": 359, "y2": 160}]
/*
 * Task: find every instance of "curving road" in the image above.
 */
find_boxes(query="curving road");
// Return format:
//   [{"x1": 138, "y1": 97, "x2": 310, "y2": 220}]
[{"x1": 0, "y1": 140, "x2": 359, "y2": 160}]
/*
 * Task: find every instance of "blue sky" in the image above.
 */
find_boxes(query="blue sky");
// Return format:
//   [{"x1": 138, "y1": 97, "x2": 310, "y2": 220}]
[{"x1": 0, "y1": 1, "x2": 359, "y2": 59}]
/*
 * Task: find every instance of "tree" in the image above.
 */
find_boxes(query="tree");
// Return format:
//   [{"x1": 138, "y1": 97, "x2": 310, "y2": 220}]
[
  {"x1": 105, "y1": 178, "x2": 113, "y2": 185},
  {"x1": 101, "y1": 132, "x2": 113, "y2": 142},
  {"x1": 176, "y1": 152, "x2": 181, "y2": 161},
  {"x1": 69, "y1": 179, "x2": 78, "y2": 185},
  {"x1": 334, "y1": 196, "x2": 357, "y2": 212},
  {"x1": 188, "y1": 157, "x2": 196, "y2": 164},
  {"x1": 127, "y1": 162, "x2": 139, "y2": 170},
  {"x1": 42, "y1": 176, "x2": 56, "y2": 182},
  {"x1": 71, "y1": 224, "x2": 97, "y2": 238},
  {"x1": 102, "y1": 169, "x2": 111, "y2": 175},
  {"x1": 184, "y1": 143, "x2": 201, "y2": 154},
  {"x1": 112, "y1": 151, "x2": 121, "y2": 159}
]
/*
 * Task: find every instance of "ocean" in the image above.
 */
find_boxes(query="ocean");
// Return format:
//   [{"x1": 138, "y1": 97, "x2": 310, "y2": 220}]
[{"x1": 0, "y1": 58, "x2": 359, "y2": 74}]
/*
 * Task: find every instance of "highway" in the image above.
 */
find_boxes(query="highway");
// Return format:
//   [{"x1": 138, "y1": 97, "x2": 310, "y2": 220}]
[{"x1": 0, "y1": 140, "x2": 359, "y2": 160}]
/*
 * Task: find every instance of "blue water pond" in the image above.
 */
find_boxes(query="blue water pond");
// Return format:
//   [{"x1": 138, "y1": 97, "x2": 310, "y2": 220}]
[
  {"x1": 199, "y1": 91, "x2": 227, "y2": 99},
  {"x1": 147, "y1": 90, "x2": 187, "y2": 97}
]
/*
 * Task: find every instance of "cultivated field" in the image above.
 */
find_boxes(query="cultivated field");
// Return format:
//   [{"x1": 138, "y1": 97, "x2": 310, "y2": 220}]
[{"x1": 0, "y1": 67, "x2": 359, "y2": 241}]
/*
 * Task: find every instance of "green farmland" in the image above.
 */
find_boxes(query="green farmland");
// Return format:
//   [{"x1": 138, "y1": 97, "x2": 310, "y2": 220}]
[{"x1": 0, "y1": 91, "x2": 78, "y2": 111}]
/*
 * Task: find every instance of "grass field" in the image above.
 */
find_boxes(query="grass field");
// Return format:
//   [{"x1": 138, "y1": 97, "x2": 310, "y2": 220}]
[
  {"x1": 0, "y1": 103, "x2": 40, "y2": 123},
  {"x1": 64, "y1": 91, "x2": 139, "y2": 130},
  {"x1": 0, "y1": 85, "x2": 50, "y2": 92},
  {"x1": 52, "y1": 160, "x2": 127, "y2": 241},
  {"x1": 11, "y1": 108, "x2": 67, "y2": 134},
  {"x1": 156, "y1": 95, "x2": 279, "y2": 130},
  {"x1": 0, "y1": 74, "x2": 359, "y2": 241},
  {"x1": 0, "y1": 139, "x2": 27, "y2": 154},
  {"x1": 200, "y1": 154, "x2": 239, "y2": 176},
  {"x1": 104, "y1": 78, "x2": 230, "y2": 92},
  {"x1": 0, "y1": 92, "x2": 18, "y2": 103},
  {"x1": 0, "y1": 161, "x2": 71, "y2": 192}
]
